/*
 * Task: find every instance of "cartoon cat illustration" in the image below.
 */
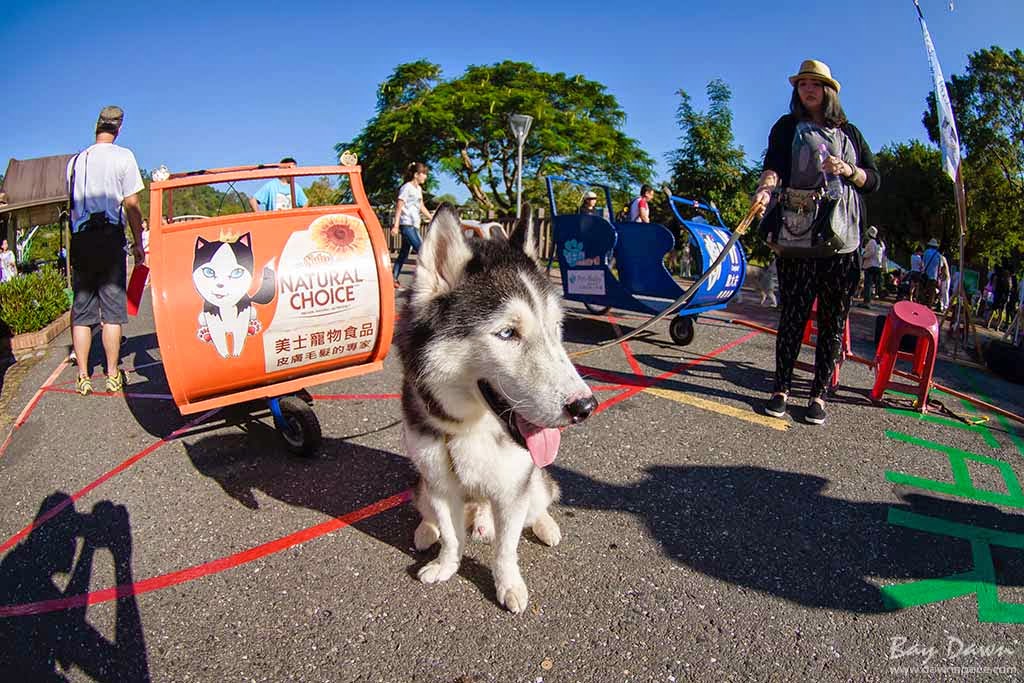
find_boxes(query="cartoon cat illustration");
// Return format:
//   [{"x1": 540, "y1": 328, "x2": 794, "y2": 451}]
[{"x1": 192, "y1": 232, "x2": 276, "y2": 358}]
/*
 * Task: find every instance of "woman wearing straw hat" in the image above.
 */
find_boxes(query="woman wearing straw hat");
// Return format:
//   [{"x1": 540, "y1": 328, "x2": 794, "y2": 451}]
[{"x1": 751, "y1": 59, "x2": 881, "y2": 425}]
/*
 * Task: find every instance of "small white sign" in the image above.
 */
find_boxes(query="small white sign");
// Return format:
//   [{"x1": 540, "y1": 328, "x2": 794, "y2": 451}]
[{"x1": 567, "y1": 269, "x2": 606, "y2": 296}]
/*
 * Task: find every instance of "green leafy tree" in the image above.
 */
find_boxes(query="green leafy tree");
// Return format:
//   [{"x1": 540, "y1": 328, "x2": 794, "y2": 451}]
[
  {"x1": 303, "y1": 176, "x2": 344, "y2": 205},
  {"x1": 666, "y1": 80, "x2": 761, "y2": 257},
  {"x1": 865, "y1": 141, "x2": 957, "y2": 266},
  {"x1": 339, "y1": 60, "x2": 653, "y2": 211},
  {"x1": 430, "y1": 193, "x2": 460, "y2": 208},
  {"x1": 668, "y1": 80, "x2": 756, "y2": 221},
  {"x1": 922, "y1": 46, "x2": 1024, "y2": 267},
  {"x1": 138, "y1": 169, "x2": 250, "y2": 221}
]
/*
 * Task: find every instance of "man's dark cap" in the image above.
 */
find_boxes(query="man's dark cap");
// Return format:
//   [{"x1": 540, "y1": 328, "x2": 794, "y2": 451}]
[{"x1": 96, "y1": 105, "x2": 124, "y2": 133}]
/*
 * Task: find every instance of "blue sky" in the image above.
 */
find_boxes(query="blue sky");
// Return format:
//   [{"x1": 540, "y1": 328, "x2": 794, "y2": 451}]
[{"x1": 5, "y1": 1, "x2": 1021, "y2": 202}]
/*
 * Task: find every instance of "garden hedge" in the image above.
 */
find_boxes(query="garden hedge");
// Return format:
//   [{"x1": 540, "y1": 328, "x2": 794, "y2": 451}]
[{"x1": 0, "y1": 267, "x2": 71, "y2": 335}]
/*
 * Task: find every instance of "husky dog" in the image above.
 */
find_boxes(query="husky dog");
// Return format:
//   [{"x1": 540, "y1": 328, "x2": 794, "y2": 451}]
[
  {"x1": 395, "y1": 205, "x2": 597, "y2": 613},
  {"x1": 192, "y1": 233, "x2": 276, "y2": 358}
]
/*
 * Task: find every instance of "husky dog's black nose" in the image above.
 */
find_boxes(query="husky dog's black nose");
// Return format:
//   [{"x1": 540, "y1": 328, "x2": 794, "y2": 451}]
[{"x1": 565, "y1": 395, "x2": 598, "y2": 424}]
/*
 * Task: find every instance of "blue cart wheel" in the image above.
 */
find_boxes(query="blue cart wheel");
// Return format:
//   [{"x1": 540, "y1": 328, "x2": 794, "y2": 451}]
[
  {"x1": 276, "y1": 396, "x2": 322, "y2": 456},
  {"x1": 584, "y1": 302, "x2": 611, "y2": 315},
  {"x1": 669, "y1": 316, "x2": 695, "y2": 346}
]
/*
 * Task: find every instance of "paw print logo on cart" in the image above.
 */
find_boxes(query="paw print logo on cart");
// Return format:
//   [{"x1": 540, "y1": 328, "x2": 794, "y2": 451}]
[{"x1": 563, "y1": 239, "x2": 586, "y2": 268}]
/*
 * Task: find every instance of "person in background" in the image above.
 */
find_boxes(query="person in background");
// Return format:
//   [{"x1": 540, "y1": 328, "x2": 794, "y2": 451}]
[
  {"x1": 0, "y1": 239, "x2": 16, "y2": 281},
  {"x1": 937, "y1": 251, "x2": 951, "y2": 313},
  {"x1": 909, "y1": 246, "x2": 924, "y2": 302},
  {"x1": 390, "y1": 162, "x2": 433, "y2": 289},
  {"x1": 65, "y1": 105, "x2": 146, "y2": 396},
  {"x1": 860, "y1": 226, "x2": 883, "y2": 308},
  {"x1": 578, "y1": 190, "x2": 601, "y2": 216},
  {"x1": 989, "y1": 265, "x2": 1012, "y2": 330},
  {"x1": 1007, "y1": 272, "x2": 1021, "y2": 327},
  {"x1": 750, "y1": 59, "x2": 880, "y2": 426},
  {"x1": 627, "y1": 185, "x2": 654, "y2": 223},
  {"x1": 917, "y1": 238, "x2": 942, "y2": 308},
  {"x1": 249, "y1": 158, "x2": 307, "y2": 212},
  {"x1": 978, "y1": 271, "x2": 995, "y2": 319}
]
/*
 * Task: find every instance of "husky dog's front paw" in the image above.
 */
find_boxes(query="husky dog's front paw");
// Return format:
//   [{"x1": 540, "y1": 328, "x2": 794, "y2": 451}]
[
  {"x1": 417, "y1": 560, "x2": 459, "y2": 584},
  {"x1": 532, "y1": 512, "x2": 561, "y2": 547},
  {"x1": 496, "y1": 577, "x2": 529, "y2": 614},
  {"x1": 413, "y1": 521, "x2": 440, "y2": 550}
]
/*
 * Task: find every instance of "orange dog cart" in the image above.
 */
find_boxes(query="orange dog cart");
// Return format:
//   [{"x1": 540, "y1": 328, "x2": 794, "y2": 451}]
[{"x1": 147, "y1": 164, "x2": 394, "y2": 454}]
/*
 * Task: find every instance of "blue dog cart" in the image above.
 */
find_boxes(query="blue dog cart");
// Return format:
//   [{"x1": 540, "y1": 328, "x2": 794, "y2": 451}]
[{"x1": 545, "y1": 176, "x2": 747, "y2": 345}]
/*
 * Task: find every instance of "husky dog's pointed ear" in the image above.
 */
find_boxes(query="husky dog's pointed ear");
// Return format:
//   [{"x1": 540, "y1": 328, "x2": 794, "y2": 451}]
[
  {"x1": 486, "y1": 222, "x2": 508, "y2": 241},
  {"x1": 413, "y1": 204, "x2": 473, "y2": 298},
  {"x1": 508, "y1": 204, "x2": 538, "y2": 261}
]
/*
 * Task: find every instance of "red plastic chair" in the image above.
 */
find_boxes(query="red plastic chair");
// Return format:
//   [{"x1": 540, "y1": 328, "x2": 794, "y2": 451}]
[
  {"x1": 799, "y1": 299, "x2": 852, "y2": 389},
  {"x1": 870, "y1": 301, "x2": 939, "y2": 412}
]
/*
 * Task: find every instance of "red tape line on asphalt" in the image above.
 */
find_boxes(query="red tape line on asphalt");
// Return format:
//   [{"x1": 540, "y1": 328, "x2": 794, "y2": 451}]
[
  {"x1": 0, "y1": 329, "x2": 760, "y2": 616},
  {"x1": 50, "y1": 360, "x2": 166, "y2": 388},
  {"x1": 607, "y1": 315, "x2": 644, "y2": 377},
  {"x1": 0, "y1": 358, "x2": 70, "y2": 459},
  {"x1": 589, "y1": 330, "x2": 761, "y2": 416},
  {"x1": 44, "y1": 387, "x2": 174, "y2": 400},
  {"x1": 310, "y1": 393, "x2": 401, "y2": 400},
  {"x1": 0, "y1": 490, "x2": 412, "y2": 618},
  {"x1": 0, "y1": 409, "x2": 219, "y2": 555}
]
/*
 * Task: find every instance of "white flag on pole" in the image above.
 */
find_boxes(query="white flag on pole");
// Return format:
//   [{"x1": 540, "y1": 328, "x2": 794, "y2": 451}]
[{"x1": 916, "y1": 1, "x2": 961, "y2": 181}]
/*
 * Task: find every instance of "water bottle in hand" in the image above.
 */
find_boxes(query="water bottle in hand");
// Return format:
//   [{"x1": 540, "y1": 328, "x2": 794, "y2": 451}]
[{"x1": 818, "y1": 143, "x2": 843, "y2": 200}]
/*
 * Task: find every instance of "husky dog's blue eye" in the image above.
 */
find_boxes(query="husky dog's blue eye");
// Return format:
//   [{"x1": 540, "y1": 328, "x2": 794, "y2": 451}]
[
  {"x1": 496, "y1": 327, "x2": 517, "y2": 341},
  {"x1": 229, "y1": 267, "x2": 246, "y2": 279},
  {"x1": 201, "y1": 267, "x2": 215, "y2": 278}
]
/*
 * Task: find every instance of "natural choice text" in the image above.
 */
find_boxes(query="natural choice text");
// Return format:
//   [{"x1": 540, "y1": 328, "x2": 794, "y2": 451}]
[{"x1": 280, "y1": 268, "x2": 366, "y2": 310}]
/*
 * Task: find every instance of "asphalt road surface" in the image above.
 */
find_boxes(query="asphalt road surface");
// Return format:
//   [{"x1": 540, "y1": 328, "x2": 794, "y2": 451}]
[{"x1": 1, "y1": 277, "x2": 1021, "y2": 683}]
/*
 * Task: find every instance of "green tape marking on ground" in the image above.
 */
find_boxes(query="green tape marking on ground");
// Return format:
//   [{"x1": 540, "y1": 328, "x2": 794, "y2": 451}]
[
  {"x1": 885, "y1": 407, "x2": 1001, "y2": 449},
  {"x1": 884, "y1": 430, "x2": 1024, "y2": 509},
  {"x1": 953, "y1": 366, "x2": 1024, "y2": 459},
  {"x1": 881, "y1": 509, "x2": 1024, "y2": 623},
  {"x1": 994, "y1": 413, "x2": 1024, "y2": 460}
]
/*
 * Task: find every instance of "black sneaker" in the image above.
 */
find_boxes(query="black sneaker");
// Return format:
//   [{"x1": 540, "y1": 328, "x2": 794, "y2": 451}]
[
  {"x1": 806, "y1": 400, "x2": 826, "y2": 425},
  {"x1": 765, "y1": 394, "x2": 787, "y2": 418}
]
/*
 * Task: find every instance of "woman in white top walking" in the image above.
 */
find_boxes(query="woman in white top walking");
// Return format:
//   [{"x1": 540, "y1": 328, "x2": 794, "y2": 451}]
[{"x1": 390, "y1": 162, "x2": 433, "y2": 289}]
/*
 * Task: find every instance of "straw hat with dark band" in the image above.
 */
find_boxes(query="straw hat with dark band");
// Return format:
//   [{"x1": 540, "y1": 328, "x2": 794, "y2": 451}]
[{"x1": 789, "y1": 59, "x2": 841, "y2": 93}]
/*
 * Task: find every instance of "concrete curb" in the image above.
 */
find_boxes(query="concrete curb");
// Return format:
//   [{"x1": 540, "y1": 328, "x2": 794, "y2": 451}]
[{"x1": 9, "y1": 311, "x2": 71, "y2": 353}]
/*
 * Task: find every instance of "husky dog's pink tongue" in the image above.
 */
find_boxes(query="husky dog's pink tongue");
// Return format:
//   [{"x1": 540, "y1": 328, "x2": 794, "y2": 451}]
[{"x1": 514, "y1": 415, "x2": 561, "y2": 468}]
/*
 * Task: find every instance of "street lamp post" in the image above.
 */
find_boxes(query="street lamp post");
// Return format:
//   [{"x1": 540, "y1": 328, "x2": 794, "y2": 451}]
[{"x1": 508, "y1": 113, "x2": 533, "y2": 219}]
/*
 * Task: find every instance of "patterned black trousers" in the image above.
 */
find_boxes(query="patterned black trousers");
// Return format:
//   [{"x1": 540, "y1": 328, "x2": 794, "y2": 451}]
[{"x1": 773, "y1": 252, "x2": 860, "y2": 399}]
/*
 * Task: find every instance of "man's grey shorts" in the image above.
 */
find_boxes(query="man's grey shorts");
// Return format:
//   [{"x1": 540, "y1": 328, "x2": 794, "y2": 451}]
[{"x1": 72, "y1": 253, "x2": 128, "y2": 326}]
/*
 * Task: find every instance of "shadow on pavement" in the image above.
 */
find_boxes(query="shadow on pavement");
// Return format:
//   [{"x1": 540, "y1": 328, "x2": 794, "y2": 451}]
[
  {"x1": 121, "y1": 334, "x2": 184, "y2": 439},
  {"x1": 180, "y1": 424, "x2": 501, "y2": 605},
  {"x1": 0, "y1": 492, "x2": 151, "y2": 681},
  {"x1": 552, "y1": 464, "x2": 1024, "y2": 613}
]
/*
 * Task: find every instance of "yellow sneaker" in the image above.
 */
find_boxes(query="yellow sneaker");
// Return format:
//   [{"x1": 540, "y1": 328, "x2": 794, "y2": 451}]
[
  {"x1": 76, "y1": 375, "x2": 93, "y2": 396},
  {"x1": 105, "y1": 370, "x2": 125, "y2": 393}
]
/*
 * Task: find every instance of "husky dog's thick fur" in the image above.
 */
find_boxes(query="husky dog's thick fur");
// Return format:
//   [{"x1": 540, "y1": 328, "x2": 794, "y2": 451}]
[{"x1": 395, "y1": 205, "x2": 597, "y2": 613}]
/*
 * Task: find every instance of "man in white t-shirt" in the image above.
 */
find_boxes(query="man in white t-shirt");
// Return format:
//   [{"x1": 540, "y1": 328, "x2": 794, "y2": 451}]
[{"x1": 65, "y1": 105, "x2": 146, "y2": 396}]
